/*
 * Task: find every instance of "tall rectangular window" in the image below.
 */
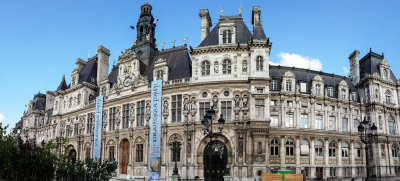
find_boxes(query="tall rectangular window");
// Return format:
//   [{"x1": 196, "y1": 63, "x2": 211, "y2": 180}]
[
  {"x1": 199, "y1": 102, "x2": 211, "y2": 119},
  {"x1": 171, "y1": 95, "x2": 182, "y2": 123},
  {"x1": 328, "y1": 87, "x2": 334, "y2": 97},
  {"x1": 137, "y1": 101, "x2": 145, "y2": 127},
  {"x1": 286, "y1": 80, "x2": 292, "y2": 91},
  {"x1": 86, "y1": 147, "x2": 91, "y2": 159},
  {"x1": 109, "y1": 146, "x2": 115, "y2": 161},
  {"x1": 300, "y1": 82, "x2": 307, "y2": 93},
  {"x1": 87, "y1": 113, "x2": 93, "y2": 134},
  {"x1": 172, "y1": 144, "x2": 181, "y2": 162},
  {"x1": 136, "y1": 144, "x2": 143, "y2": 162},
  {"x1": 255, "y1": 99, "x2": 264, "y2": 118},
  {"x1": 109, "y1": 107, "x2": 116, "y2": 130},
  {"x1": 221, "y1": 101, "x2": 232, "y2": 120},
  {"x1": 122, "y1": 104, "x2": 130, "y2": 129},
  {"x1": 342, "y1": 118, "x2": 348, "y2": 132},
  {"x1": 353, "y1": 120, "x2": 359, "y2": 131},
  {"x1": 270, "y1": 115, "x2": 278, "y2": 127},
  {"x1": 316, "y1": 115, "x2": 323, "y2": 129},
  {"x1": 270, "y1": 80, "x2": 278, "y2": 91},
  {"x1": 300, "y1": 114, "x2": 309, "y2": 128},
  {"x1": 329, "y1": 116, "x2": 336, "y2": 130},
  {"x1": 285, "y1": 113, "x2": 294, "y2": 127}
]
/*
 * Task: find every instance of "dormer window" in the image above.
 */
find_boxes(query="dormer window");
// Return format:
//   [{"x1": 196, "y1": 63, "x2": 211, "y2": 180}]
[
  {"x1": 222, "y1": 30, "x2": 232, "y2": 44},
  {"x1": 341, "y1": 89, "x2": 346, "y2": 100},
  {"x1": 156, "y1": 70, "x2": 163, "y2": 80},
  {"x1": 300, "y1": 82, "x2": 307, "y2": 93},
  {"x1": 201, "y1": 60, "x2": 210, "y2": 76},
  {"x1": 286, "y1": 80, "x2": 292, "y2": 91},
  {"x1": 222, "y1": 59, "x2": 231, "y2": 74},
  {"x1": 352, "y1": 92, "x2": 357, "y2": 101},
  {"x1": 328, "y1": 87, "x2": 334, "y2": 97},
  {"x1": 384, "y1": 69, "x2": 388, "y2": 79},
  {"x1": 315, "y1": 84, "x2": 321, "y2": 95},
  {"x1": 270, "y1": 80, "x2": 278, "y2": 91},
  {"x1": 256, "y1": 56, "x2": 263, "y2": 71}
]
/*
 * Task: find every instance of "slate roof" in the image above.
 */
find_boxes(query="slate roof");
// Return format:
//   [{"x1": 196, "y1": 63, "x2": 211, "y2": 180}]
[
  {"x1": 359, "y1": 51, "x2": 397, "y2": 81},
  {"x1": 199, "y1": 16, "x2": 253, "y2": 47},
  {"x1": 56, "y1": 76, "x2": 68, "y2": 91},
  {"x1": 269, "y1": 65, "x2": 356, "y2": 99},
  {"x1": 78, "y1": 55, "x2": 98, "y2": 84},
  {"x1": 32, "y1": 93, "x2": 46, "y2": 111},
  {"x1": 144, "y1": 46, "x2": 192, "y2": 81},
  {"x1": 108, "y1": 66, "x2": 119, "y2": 87},
  {"x1": 253, "y1": 24, "x2": 267, "y2": 40}
]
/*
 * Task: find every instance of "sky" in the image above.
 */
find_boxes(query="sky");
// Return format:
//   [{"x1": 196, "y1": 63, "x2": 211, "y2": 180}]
[{"x1": 0, "y1": 0, "x2": 399, "y2": 130}]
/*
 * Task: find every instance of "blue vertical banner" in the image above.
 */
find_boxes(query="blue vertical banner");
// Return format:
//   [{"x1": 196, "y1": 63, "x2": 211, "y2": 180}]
[
  {"x1": 148, "y1": 80, "x2": 163, "y2": 180},
  {"x1": 93, "y1": 95, "x2": 103, "y2": 160}
]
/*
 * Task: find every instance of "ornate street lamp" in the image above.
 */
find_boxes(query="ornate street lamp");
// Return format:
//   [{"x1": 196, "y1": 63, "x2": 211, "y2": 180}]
[
  {"x1": 169, "y1": 134, "x2": 181, "y2": 180},
  {"x1": 201, "y1": 107, "x2": 225, "y2": 138},
  {"x1": 358, "y1": 116, "x2": 378, "y2": 180}
]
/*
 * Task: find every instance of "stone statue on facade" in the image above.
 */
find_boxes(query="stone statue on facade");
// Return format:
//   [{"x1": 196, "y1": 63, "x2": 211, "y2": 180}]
[
  {"x1": 234, "y1": 95, "x2": 240, "y2": 107},
  {"x1": 212, "y1": 95, "x2": 218, "y2": 109}
]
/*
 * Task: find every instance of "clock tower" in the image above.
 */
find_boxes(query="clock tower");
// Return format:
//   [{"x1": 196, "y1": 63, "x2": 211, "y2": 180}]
[{"x1": 133, "y1": 1, "x2": 157, "y2": 66}]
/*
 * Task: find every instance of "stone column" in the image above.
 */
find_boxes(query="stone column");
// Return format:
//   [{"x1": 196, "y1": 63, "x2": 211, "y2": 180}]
[
  {"x1": 350, "y1": 141, "x2": 355, "y2": 176},
  {"x1": 265, "y1": 139, "x2": 269, "y2": 172},
  {"x1": 295, "y1": 101, "x2": 300, "y2": 128},
  {"x1": 324, "y1": 138, "x2": 329, "y2": 180},
  {"x1": 280, "y1": 136, "x2": 285, "y2": 170},
  {"x1": 310, "y1": 101, "x2": 315, "y2": 129},
  {"x1": 280, "y1": 98, "x2": 285, "y2": 127},
  {"x1": 310, "y1": 138, "x2": 315, "y2": 179},
  {"x1": 324, "y1": 105, "x2": 328, "y2": 130},
  {"x1": 337, "y1": 139, "x2": 342, "y2": 178},
  {"x1": 295, "y1": 137, "x2": 300, "y2": 174}
]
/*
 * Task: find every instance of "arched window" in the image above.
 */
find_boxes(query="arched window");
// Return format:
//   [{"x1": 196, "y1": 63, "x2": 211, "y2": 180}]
[
  {"x1": 300, "y1": 140, "x2": 309, "y2": 156},
  {"x1": 342, "y1": 142, "x2": 349, "y2": 157},
  {"x1": 256, "y1": 56, "x2": 263, "y2": 71},
  {"x1": 286, "y1": 139, "x2": 294, "y2": 156},
  {"x1": 392, "y1": 144, "x2": 399, "y2": 158},
  {"x1": 385, "y1": 90, "x2": 392, "y2": 104},
  {"x1": 315, "y1": 84, "x2": 321, "y2": 95},
  {"x1": 270, "y1": 139, "x2": 279, "y2": 156},
  {"x1": 201, "y1": 60, "x2": 210, "y2": 76},
  {"x1": 315, "y1": 140, "x2": 323, "y2": 157},
  {"x1": 388, "y1": 116, "x2": 396, "y2": 135},
  {"x1": 384, "y1": 69, "x2": 389, "y2": 79},
  {"x1": 242, "y1": 60, "x2": 247, "y2": 73},
  {"x1": 341, "y1": 89, "x2": 346, "y2": 99},
  {"x1": 354, "y1": 143, "x2": 361, "y2": 158},
  {"x1": 222, "y1": 59, "x2": 231, "y2": 74},
  {"x1": 329, "y1": 142, "x2": 336, "y2": 157},
  {"x1": 156, "y1": 70, "x2": 163, "y2": 80},
  {"x1": 222, "y1": 30, "x2": 232, "y2": 44}
]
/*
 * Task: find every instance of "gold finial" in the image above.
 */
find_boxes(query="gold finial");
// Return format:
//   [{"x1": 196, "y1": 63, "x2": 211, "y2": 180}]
[
  {"x1": 220, "y1": 8, "x2": 224, "y2": 17},
  {"x1": 161, "y1": 41, "x2": 165, "y2": 50},
  {"x1": 239, "y1": 5, "x2": 242, "y2": 16}
]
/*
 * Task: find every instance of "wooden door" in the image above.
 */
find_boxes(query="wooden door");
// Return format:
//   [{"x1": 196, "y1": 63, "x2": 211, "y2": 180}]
[
  {"x1": 316, "y1": 167, "x2": 323, "y2": 180},
  {"x1": 122, "y1": 140, "x2": 129, "y2": 174}
]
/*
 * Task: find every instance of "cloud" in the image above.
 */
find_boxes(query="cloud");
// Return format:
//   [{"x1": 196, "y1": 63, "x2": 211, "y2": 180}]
[
  {"x1": 0, "y1": 114, "x2": 5, "y2": 124},
  {"x1": 342, "y1": 66, "x2": 350, "y2": 76},
  {"x1": 270, "y1": 52, "x2": 322, "y2": 71}
]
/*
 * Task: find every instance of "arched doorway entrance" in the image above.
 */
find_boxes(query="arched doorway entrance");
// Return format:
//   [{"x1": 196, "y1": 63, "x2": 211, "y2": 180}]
[
  {"x1": 204, "y1": 140, "x2": 228, "y2": 181},
  {"x1": 68, "y1": 149, "x2": 77, "y2": 164},
  {"x1": 121, "y1": 139, "x2": 129, "y2": 174}
]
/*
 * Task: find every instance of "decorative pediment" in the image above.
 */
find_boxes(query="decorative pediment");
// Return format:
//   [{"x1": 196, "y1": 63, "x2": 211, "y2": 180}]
[
  {"x1": 118, "y1": 49, "x2": 137, "y2": 63},
  {"x1": 339, "y1": 80, "x2": 348, "y2": 87},
  {"x1": 283, "y1": 71, "x2": 295, "y2": 78},
  {"x1": 313, "y1": 75, "x2": 323, "y2": 82}
]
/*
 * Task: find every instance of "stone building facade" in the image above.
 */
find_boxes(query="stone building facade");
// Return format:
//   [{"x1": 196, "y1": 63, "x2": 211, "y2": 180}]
[{"x1": 18, "y1": 2, "x2": 400, "y2": 181}]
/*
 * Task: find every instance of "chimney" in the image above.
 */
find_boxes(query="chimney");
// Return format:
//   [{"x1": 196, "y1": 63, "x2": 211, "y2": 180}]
[
  {"x1": 199, "y1": 9, "x2": 212, "y2": 42},
  {"x1": 96, "y1": 45, "x2": 110, "y2": 86},
  {"x1": 252, "y1": 6, "x2": 261, "y2": 26},
  {"x1": 75, "y1": 58, "x2": 86, "y2": 72},
  {"x1": 348, "y1": 49, "x2": 360, "y2": 85}
]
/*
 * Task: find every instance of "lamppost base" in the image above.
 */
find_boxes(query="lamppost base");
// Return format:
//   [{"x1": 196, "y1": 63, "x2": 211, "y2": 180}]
[{"x1": 172, "y1": 174, "x2": 180, "y2": 181}]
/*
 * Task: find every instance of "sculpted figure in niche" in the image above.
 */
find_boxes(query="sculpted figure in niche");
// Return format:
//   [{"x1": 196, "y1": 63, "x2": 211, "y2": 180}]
[
  {"x1": 214, "y1": 62, "x2": 219, "y2": 73},
  {"x1": 183, "y1": 98, "x2": 189, "y2": 111},
  {"x1": 242, "y1": 94, "x2": 248, "y2": 108},
  {"x1": 190, "y1": 97, "x2": 197, "y2": 110},
  {"x1": 242, "y1": 60, "x2": 247, "y2": 73},
  {"x1": 212, "y1": 95, "x2": 218, "y2": 108},
  {"x1": 234, "y1": 95, "x2": 240, "y2": 107},
  {"x1": 163, "y1": 100, "x2": 168, "y2": 113},
  {"x1": 146, "y1": 103, "x2": 151, "y2": 115}
]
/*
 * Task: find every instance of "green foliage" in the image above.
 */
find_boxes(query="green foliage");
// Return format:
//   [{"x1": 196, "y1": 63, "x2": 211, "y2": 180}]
[{"x1": 0, "y1": 123, "x2": 117, "y2": 181}]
